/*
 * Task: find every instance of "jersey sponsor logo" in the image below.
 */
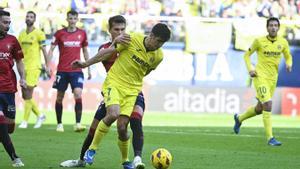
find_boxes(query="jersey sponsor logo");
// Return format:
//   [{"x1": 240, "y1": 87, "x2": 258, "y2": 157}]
[
  {"x1": 64, "y1": 41, "x2": 81, "y2": 47},
  {"x1": 132, "y1": 55, "x2": 150, "y2": 68},
  {"x1": 263, "y1": 51, "x2": 281, "y2": 57},
  {"x1": 21, "y1": 42, "x2": 33, "y2": 45},
  {"x1": 0, "y1": 52, "x2": 10, "y2": 59}
]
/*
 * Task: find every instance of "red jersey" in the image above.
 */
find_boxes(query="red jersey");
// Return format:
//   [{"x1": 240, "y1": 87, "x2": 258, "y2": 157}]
[
  {"x1": 52, "y1": 28, "x2": 88, "y2": 72},
  {"x1": 0, "y1": 34, "x2": 24, "y2": 93},
  {"x1": 98, "y1": 42, "x2": 118, "y2": 72}
]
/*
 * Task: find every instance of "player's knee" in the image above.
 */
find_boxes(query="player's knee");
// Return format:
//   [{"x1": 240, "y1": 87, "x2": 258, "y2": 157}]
[
  {"x1": 262, "y1": 101, "x2": 272, "y2": 111},
  {"x1": 117, "y1": 124, "x2": 128, "y2": 140}
]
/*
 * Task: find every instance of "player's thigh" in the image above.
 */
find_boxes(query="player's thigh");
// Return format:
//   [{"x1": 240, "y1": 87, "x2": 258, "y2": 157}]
[
  {"x1": 70, "y1": 72, "x2": 84, "y2": 91},
  {"x1": 25, "y1": 69, "x2": 41, "y2": 87},
  {"x1": 120, "y1": 93, "x2": 139, "y2": 117},
  {"x1": 0, "y1": 93, "x2": 16, "y2": 120},
  {"x1": 253, "y1": 77, "x2": 272, "y2": 103},
  {"x1": 102, "y1": 83, "x2": 120, "y2": 107},
  {"x1": 53, "y1": 72, "x2": 69, "y2": 91}
]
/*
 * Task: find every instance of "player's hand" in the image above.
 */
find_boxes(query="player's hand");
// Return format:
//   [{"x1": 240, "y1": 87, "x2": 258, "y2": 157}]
[
  {"x1": 286, "y1": 65, "x2": 292, "y2": 72},
  {"x1": 19, "y1": 78, "x2": 27, "y2": 89},
  {"x1": 72, "y1": 60, "x2": 86, "y2": 68},
  {"x1": 114, "y1": 33, "x2": 131, "y2": 45},
  {"x1": 249, "y1": 70, "x2": 257, "y2": 77}
]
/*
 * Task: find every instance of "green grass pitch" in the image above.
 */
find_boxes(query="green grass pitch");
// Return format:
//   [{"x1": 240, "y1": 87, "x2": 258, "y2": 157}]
[{"x1": 0, "y1": 111, "x2": 300, "y2": 169}]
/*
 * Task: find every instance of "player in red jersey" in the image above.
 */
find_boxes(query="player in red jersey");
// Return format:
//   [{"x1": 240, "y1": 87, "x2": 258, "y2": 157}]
[
  {"x1": 0, "y1": 10, "x2": 26, "y2": 167},
  {"x1": 60, "y1": 15, "x2": 145, "y2": 169},
  {"x1": 48, "y1": 10, "x2": 91, "y2": 132}
]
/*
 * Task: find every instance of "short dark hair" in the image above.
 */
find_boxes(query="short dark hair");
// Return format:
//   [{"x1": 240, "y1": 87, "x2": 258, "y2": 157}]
[
  {"x1": 108, "y1": 15, "x2": 126, "y2": 30},
  {"x1": 67, "y1": 10, "x2": 78, "y2": 17},
  {"x1": 27, "y1": 11, "x2": 36, "y2": 19},
  {"x1": 0, "y1": 10, "x2": 10, "y2": 17},
  {"x1": 267, "y1": 17, "x2": 280, "y2": 27},
  {"x1": 151, "y1": 23, "x2": 171, "y2": 42}
]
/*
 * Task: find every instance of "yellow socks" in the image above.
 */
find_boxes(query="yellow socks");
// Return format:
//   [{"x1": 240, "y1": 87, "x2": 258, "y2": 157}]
[
  {"x1": 238, "y1": 106, "x2": 256, "y2": 122},
  {"x1": 24, "y1": 99, "x2": 32, "y2": 121},
  {"x1": 118, "y1": 138, "x2": 130, "y2": 163},
  {"x1": 89, "y1": 120, "x2": 110, "y2": 150},
  {"x1": 262, "y1": 111, "x2": 273, "y2": 140},
  {"x1": 31, "y1": 99, "x2": 41, "y2": 116}
]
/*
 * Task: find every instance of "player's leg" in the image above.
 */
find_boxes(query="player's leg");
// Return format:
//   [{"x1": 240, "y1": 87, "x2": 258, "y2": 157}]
[
  {"x1": 70, "y1": 72, "x2": 85, "y2": 132},
  {"x1": 80, "y1": 102, "x2": 106, "y2": 160},
  {"x1": 85, "y1": 84, "x2": 120, "y2": 165},
  {"x1": 19, "y1": 86, "x2": 34, "y2": 128},
  {"x1": 25, "y1": 69, "x2": 45, "y2": 128},
  {"x1": 261, "y1": 81, "x2": 281, "y2": 146},
  {"x1": 118, "y1": 115, "x2": 134, "y2": 169},
  {"x1": 84, "y1": 104, "x2": 120, "y2": 165},
  {"x1": 0, "y1": 93, "x2": 24, "y2": 167},
  {"x1": 130, "y1": 93, "x2": 145, "y2": 169},
  {"x1": 53, "y1": 72, "x2": 68, "y2": 132},
  {"x1": 59, "y1": 102, "x2": 107, "y2": 168},
  {"x1": 118, "y1": 93, "x2": 138, "y2": 169}
]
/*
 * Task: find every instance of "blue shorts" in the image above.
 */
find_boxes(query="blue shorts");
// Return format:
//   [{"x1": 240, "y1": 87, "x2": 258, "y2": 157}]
[
  {"x1": 0, "y1": 93, "x2": 16, "y2": 119},
  {"x1": 53, "y1": 72, "x2": 84, "y2": 92},
  {"x1": 94, "y1": 92, "x2": 145, "y2": 120}
]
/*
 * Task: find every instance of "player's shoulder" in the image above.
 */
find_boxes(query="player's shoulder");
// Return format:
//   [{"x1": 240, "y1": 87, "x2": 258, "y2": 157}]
[
  {"x1": 6, "y1": 34, "x2": 18, "y2": 41},
  {"x1": 99, "y1": 41, "x2": 112, "y2": 50},
  {"x1": 277, "y1": 36, "x2": 288, "y2": 44}
]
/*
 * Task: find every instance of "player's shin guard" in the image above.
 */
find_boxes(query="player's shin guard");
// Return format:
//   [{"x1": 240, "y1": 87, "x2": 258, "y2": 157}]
[
  {"x1": 118, "y1": 138, "x2": 130, "y2": 163},
  {"x1": 24, "y1": 99, "x2": 32, "y2": 121},
  {"x1": 263, "y1": 111, "x2": 273, "y2": 140},
  {"x1": 0, "y1": 115, "x2": 18, "y2": 160},
  {"x1": 80, "y1": 127, "x2": 96, "y2": 160},
  {"x1": 31, "y1": 99, "x2": 41, "y2": 116},
  {"x1": 75, "y1": 98, "x2": 82, "y2": 123},
  {"x1": 55, "y1": 102, "x2": 63, "y2": 124},
  {"x1": 130, "y1": 112, "x2": 143, "y2": 157},
  {"x1": 89, "y1": 121, "x2": 110, "y2": 150},
  {"x1": 239, "y1": 106, "x2": 256, "y2": 122}
]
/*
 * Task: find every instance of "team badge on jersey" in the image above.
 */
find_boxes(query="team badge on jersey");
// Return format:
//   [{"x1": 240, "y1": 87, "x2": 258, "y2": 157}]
[
  {"x1": 277, "y1": 45, "x2": 282, "y2": 50},
  {"x1": 78, "y1": 35, "x2": 81, "y2": 39}
]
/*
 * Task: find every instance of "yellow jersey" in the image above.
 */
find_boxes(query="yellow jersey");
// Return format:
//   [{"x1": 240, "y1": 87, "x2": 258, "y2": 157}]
[
  {"x1": 244, "y1": 36, "x2": 292, "y2": 81},
  {"x1": 107, "y1": 32, "x2": 163, "y2": 90},
  {"x1": 18, "y1": 28, "x2": 46, "y2": 70}
]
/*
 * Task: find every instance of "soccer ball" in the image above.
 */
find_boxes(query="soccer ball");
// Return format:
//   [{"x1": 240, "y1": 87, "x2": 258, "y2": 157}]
[{"x1": 151, "y1": 148, "x2": 172, "y2": 169}]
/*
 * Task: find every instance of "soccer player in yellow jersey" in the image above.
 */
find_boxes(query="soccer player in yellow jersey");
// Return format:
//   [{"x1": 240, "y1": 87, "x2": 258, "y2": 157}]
[
  {"x1": 72, "y1": 23, "x2": 171, "y2": 168},
  {"x1": 233, "y1": 17, "x2": 293, "y2": 146},
  {"x1": 18, "y1": 11, "x2": 48, "y2": 129}
]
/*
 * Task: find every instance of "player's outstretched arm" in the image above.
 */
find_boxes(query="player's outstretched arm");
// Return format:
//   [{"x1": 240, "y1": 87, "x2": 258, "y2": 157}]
[
  {"x1": 72, "y1": 47, "x2": 117, "y2": 69},
  {"x1": 15, "y1": 59, "x2": 27, "y2": 88}
]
